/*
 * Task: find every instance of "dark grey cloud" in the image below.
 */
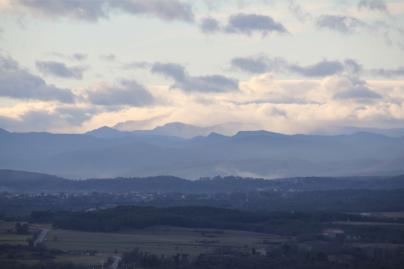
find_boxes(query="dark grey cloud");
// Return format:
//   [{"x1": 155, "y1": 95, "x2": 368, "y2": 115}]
[
  {"x1": 358, "y1": 0, "x2": 388, "y2": 12},
  {"x1": 289, "y1": 60, "x2": 345, "y2": 77},
  {"x1": 36, "y1": 61, "x2": 85, "y2": 79},
  {"x1": 86, "y1": 79, "x2": 155, "y2": 106},
  {"x1": 231, "y1": 55, "x2": 361, "y2": 77},
  {"x1": 334, "y1": 87, "x2": 382, "y2": 100},
  {"x1": 14, "y1": 0, "x2": 106, "y2": 21},
  {"x1": 231, "y1": 54, "x2": 401, "y2": 79},
  {"x1": 151, "y1": 63, "x2": 239, "y2": 92},
  {"x1": 198, "y1": 13, "x2": 287, "y2": 37},
  {"x1": 12, "y1": 0, "x2": 194, "y2": 22},
  {"x1": 231, "y1": 55, "x2": 286, "y2": 74},
  {"x1": 109, "y1": 0, "x2": 194, "y2": 22},
  {"x1": 152, "y1": 63, "x2": 187, "y2": 80},
  {"x1": 0, "y1": 55, "x2": 75, "y2": 103},
  {"x1": 344, "y1": 59, "x2": 363, "y2": 75},
  {"x1": 316, "y1": 15, "x2": 366, "y2": 34},
  {"x1": 231, "y1": 56, "x2": 270, "y2": 74},
  {"x1": 370, "y1": 67, "x2": 404, "y2": 77},
  {"x1": 333, "y1": 79, "x2": 382, "y2": 102},
  {"x1": 200, "y1": 17, "x2": 220, "y2": 33},
  {"x1": 225, "y1": 13, "x2": 287, "y2": 35}
]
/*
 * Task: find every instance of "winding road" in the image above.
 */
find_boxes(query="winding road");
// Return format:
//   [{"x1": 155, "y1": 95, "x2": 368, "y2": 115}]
[
  {"x1": 108, "y1": 255, "x2": 122, "y2": 269},
  {"x1": 33, "y1": 228, "x2": 49, "y2": 247}
]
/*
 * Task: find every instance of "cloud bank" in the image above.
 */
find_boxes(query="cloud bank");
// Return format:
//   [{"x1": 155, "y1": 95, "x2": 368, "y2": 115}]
[
  {"x1": 4, "y1": 0, "x2": 194, "y2": 22},
  {"x1": 0, "y1": 55, "x2": 75, "y2": 103},
  {"x1": 86, "y1": 80, "x2": 155, "y2": 106},
  {"x1": 36, "y1": 60, "x2": 85, "y2": 79},
  {"x1": 151, "y1": 63, "x2": 239, "y2": 92}
]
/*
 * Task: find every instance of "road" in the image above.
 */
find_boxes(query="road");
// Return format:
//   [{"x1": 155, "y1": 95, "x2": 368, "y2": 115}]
[
  {"x1": 33, "y1": 228, "x2": 49, "y2": 247},
  {"x1": 108, "y1": 255, "x2": 122, "y2": 269}
]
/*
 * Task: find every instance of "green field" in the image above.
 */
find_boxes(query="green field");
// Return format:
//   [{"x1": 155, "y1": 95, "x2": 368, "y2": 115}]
[
  {"x1": 53, "y1": 253, "x2": 111, "y2": 266},
  {"x1": 46, "y1": 226, "x2": 286, "y2": 257},
  {"x1": 0, "y1": 221, "x2": 31, "y2": 245},
  {"x1": 1, "y1": 221, "x2": 288, "y2": 266}
]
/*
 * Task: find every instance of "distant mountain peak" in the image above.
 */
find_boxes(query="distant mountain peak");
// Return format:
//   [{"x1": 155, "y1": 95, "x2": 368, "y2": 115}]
[
  {"x1": 234, "y1": 130, "x2": 284, "y2": 138},
  {"x1": 207, "y1": 132, "x2": 227, "y2": 138},
  {"x1": 152, "y1": 122, "x2": 208, "y2": 138},
  {"x1": 0, "y1": 128, "x2": 10, "y2": 135},
  {"x1": 85, "y1": 126, "x2": 126, "y2": 138}
]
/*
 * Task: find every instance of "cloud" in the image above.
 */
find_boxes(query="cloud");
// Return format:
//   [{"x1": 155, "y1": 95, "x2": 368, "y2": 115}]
[
  {"x1": 371, "y1": 21, "x2": 404, "y2": 51},
  {"x1": 123, "y1": 61, "x2": 151, "y2": 69},
  {"x1": 231, "y1": 55, "x2": 361, "y2": 77},
  {"x1": 6, "y1": 0, "x2": 194, "y2": 22},
  {"x1": 10, "y1": 0, "x2": 106, "y2": 21},
  {"x1": 333, "y1": 87, "x2": 382, "y2": 101},
  {"x1": 99, "y1": 54, "x2": 116, "y2": 62},
  {"x1": 113, "y1": 114, "x2": 170, "y2": 131},
  {"x1": 288, "y1": 0, "x2": 311, "y2": 22},
  {"x1": 151, "y1": 63, "x2": 239, "y2": 92},
  {"x1": 269, "y1": 107, "x2": 287, "y2": 117},
  {"x1": 231, "y1": 55, "x2": 287, "y2": 74},
  {"x1": 231, "y1": 56, "x2": 271, "y2": 74},
  {"x1": 327, "y1": 76, "x2": 383, "y2": 102},
  {"x1": 200, "y1": 17, "x2": 220, "y2": 33},
  {"x1": 86, "y1": 79, "x2": 155, "y2": 106},
  {"x1": 370, "y1": 67, "x2": 404, "y2": 78},
  {"x1": 225, "y1": 13, "x2": 287, "y2": 36},
  {"x1": 36, "y1": 60, "x2": 85, "y2": 79},
  {"x1": 0, "y1": 106, "x2": 96, "y2": 132},
  {"x1": 2, "y1": 72, "x2": 401, "y2": 134},
  {"x1": 109, "y1": 0, "x2": 194, "y2": 22},
  {"x1": 289, "y1": 60, "x2": 345, "y2": 77},
  {"x1": 0, "y1": 55, "x2": 75, "y2": 103},
  {"x1": 151, "y1": 63, "x2": 187, "y2": 80},
  {"x1": 50, "y1": 52, "x2": 87, "y2": 62},
  {"x1": 314, "y1": 12, "x2": 403, "y2": 50},
  {"x1": 198, "y1": 13, "x2": 287, "y2": 37},
  {"x1": 71, "y1": 53, "x2": 87, "y2": 61},
  {"x1": 316, "y1": 15, "x2": 366, "y2": 34},
  {"x1": 358, "y1": 0, "x2": 388, "y2": 13}
]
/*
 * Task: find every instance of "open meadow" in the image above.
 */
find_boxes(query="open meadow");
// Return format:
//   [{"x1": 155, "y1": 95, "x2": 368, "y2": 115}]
[{"x1": 45, "y1": 226, "x2": 286, "y2": 257}]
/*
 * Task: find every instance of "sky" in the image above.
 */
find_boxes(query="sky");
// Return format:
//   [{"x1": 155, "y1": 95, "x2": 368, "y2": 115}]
[{"x1": 0, "y1": 0, "x2": 404, "y2": 134}]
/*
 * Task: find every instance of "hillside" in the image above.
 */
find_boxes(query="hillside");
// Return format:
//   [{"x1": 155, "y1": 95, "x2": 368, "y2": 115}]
[{"x1": 1, "y1": 169, "x2": 404, "y2": 193}]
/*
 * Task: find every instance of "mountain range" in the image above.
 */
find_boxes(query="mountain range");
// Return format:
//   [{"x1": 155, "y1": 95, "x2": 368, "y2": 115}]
[
  {"x1": 1, "y1": 122, "x2": 404, "y2": 179},
  {"x1": 89, "y1": 121, "x2": 256, "y2": 139}
]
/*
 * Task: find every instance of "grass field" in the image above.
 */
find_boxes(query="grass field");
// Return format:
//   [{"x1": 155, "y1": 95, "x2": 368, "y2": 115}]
[
  {"x1": 1, "y1": 221, "x2": 287, "y2": 265},
  {"x1": 46, "y1": 226, "x2": 286, "y2": 257},
  {"x1": 54, "y1": 253, "x2": 111, "y2": 266},
  {"x1": 0, "y1": 221, "x2": 31, "y2": 245}
]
